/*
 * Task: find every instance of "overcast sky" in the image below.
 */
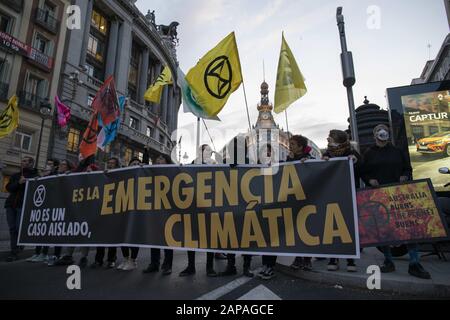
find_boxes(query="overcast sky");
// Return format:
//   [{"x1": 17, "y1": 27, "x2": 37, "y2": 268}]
[{"x1": 136, "y1": 0, "x2": 449, "y2": 161}]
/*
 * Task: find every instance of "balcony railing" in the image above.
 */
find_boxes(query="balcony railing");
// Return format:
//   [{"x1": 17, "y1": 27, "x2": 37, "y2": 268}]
[
  {"x1": 18, "y1": 91, "x2": 46, "y2": 113},
  {"x1": 35, "y1": 8, "x2": 59, "y2": 34},
  {"x1": 86, "y1": 75, "x2": 104, "y2": 88},
  {"x1": 3, "y1": 0, "x2": 23, "y2": 13},
  {"x1": 0, "y1": 82, "x2": 9, "y2": 101}
]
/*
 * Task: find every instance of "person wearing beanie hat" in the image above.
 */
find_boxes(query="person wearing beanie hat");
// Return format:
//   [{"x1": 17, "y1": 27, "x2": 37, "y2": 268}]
[
  {"x1": 362, "y1": 124, "x2": 431, "y2": 280},
  {"x1": 287, "y1": 135, "x2": 316, "y2": 272},
  {"x1": 323, "y1": 129, "x2": 362, "y2": 272}
]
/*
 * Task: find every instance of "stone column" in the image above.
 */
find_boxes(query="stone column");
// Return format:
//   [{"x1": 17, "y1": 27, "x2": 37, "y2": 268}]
[
  {"x1": 138, "y1": 48, "x2": 150, "y2": 105},
  {"x1": 79, "y1": 0, "x2": 94, "y2": 67},
  {"x1": 105, "y1": 19, "x2": 119, "y2": 78},
  {"x1": 115, "y1": 21, "x2": 132, "y2": 94}
]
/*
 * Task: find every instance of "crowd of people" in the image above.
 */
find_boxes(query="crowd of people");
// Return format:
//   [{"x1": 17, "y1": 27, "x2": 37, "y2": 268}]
[{"x1": 3, "y1": 123, "x2": 444, "y2": 281}]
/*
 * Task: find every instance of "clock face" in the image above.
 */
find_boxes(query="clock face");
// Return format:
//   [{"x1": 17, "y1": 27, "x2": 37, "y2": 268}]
[{"x1": 262, "y1": 113, "x2": 269, "y2": 120}]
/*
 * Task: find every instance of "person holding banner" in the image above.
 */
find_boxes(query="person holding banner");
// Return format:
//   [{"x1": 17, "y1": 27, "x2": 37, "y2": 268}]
[
  {"x1": 47, "y1": 159, "x2": 75, "y2": 266},
  {"x1": 4, "y1": 156, "x2": 39, "y2": 262},
  {"x1": 91, "y1": 157, "x2": 121, "y2": 269},
  {"x1": 179, "y1": 145, "x2": 218, "y2": 277},
  {"x1": 287, "y1": 135, "x2": 315, "y2": 272},
  {"x1": 322, "y1": 130, "x2": 360, "y2": 272},
  {"x1": 219, "y1": 137, "x2": 254, "y2": 278},
  {"x1": 53, "y1": 157, "x2": 98, "y2": 268},
  {"x1": 26, "y1": 159, "x2": 60, "y2": 263},
  {"x1": 117, "y1": 157, "x2": 142, "y2": 271},
  {"x1": 143, "y1": 154, "x2": 174, "y2": 276},
  {"x1": 258, "y1": 144, "x2": 279, "y2": 280},
  {"x1": 362, "y1": 124, "x2": 431, "y2": 280}
]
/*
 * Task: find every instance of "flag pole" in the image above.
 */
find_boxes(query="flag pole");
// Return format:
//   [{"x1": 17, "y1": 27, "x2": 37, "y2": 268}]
[
  {"x1": 196, "y1": 117, "x2": 200, "y2": 163},
  {"x1": 242, "y1": 82, "x2": 252, "y2": 132},
  {"x1": 284, "y1": 109, "x2": 290, "y2": 137},
  {"x1": 241, "y1": 81, "x2": 259, "y2": 163},
  {"x1": 202, "y1": 119, "x2": 217, "y2": 152}
]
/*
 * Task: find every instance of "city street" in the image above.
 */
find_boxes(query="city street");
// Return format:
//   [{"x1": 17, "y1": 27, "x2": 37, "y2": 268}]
[
  {"x1": 408, "y1": 146, "x2": 450, "y2": 191},
  {"x1": 0, "y1": 250, "x2": 431, "y2": 300}
]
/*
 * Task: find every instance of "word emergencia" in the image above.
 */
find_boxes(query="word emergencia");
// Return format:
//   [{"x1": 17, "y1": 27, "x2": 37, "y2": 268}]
[{"x1": 19, "y1": 159, "x2": 360, "y2": 258}]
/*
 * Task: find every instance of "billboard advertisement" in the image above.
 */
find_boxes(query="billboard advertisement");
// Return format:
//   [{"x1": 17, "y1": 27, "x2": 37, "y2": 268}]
[{"x1": 387, "y1": 81, "x2": 450, "y2": 193}]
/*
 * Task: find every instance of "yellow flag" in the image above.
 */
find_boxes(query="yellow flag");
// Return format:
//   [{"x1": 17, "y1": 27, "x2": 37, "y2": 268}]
[
  {"x1": 274, "y1": 33, "x2": 307, "y2": 114},
  {"x1": 0, "y1": 95, "x2": 19, "y2": 139},
  {"x1": 186, "y1": 32, "x2": 242, "y2": 117},
  {"x1": 144, "y1": 65, "x2": 173, "y2": 103}
]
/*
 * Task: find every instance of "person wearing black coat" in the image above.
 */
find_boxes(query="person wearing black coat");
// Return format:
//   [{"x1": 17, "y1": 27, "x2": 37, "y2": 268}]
[
  {"x1": 219, "y1": 137, "x2": 254, "y2": 278},
  {"x1": 4, "y1": 156, "x2": 39, "y2": 262},
  {"x1": 26, "y1": 158, "x2": 60, "y2": 263},
  {"x1": 322, "y1": 130, "x2": 361, "y2": 272},
  {"x1": 286, "y1": 135, "x2": 315, "y2": 272},
  {"x1": 361, "y1": 124, "x2": 431, "y2": 280},
  {"x1": 143, "y1": 153, "x2": 175, "y2": 276},
  {"x1": 179, "y1": 144, "x2": 218, "y2": 277}
]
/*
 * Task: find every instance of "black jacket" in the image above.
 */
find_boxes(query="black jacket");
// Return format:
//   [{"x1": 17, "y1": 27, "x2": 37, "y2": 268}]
[
  {"x1": 323, "y1": 147, "x2": 362, "y2": 188},
  {"x1": 361, "y1": 144, "x2": 412, "y2": 185},
  {"x1": 5, "y1": 168, "x2": 39, "y2": 209}
]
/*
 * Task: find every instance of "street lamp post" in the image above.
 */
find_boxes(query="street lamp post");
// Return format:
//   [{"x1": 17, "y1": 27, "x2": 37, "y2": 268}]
[
  {"x1": 36, "y1": 98, "x2": 52, "y2": 169},
  {"x1": 183, "y1": 152, "x2": 189, "y2": 164},
  {"x1": 336, "y1": 7, "x2": 360, "y2": 150}
]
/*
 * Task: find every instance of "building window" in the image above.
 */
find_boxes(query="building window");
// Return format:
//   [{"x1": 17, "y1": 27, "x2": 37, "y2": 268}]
[
  {"x1": 1, "y1": 175, "x2": 10, "y2": 193},
  {"x1": 87, "y1": 34, "x2": 104, "y2": 63},
  {"x1": 33, "y1": 33, "x2": 53, "y2": 57},
  {"x1": 0, "y1": 56, "x2": 11, "y2": 90},
  {"x1": 0, "y1": 12, "x2": 13, "y2": 33},
  {"x1": 14, "y1": 131, "x2": 32, "y2": 152},
  {"x1": 137, "y1": 152, "x2": 143, "y2": 162},
  {"x1": 146, "y1": 126, "x2": 153, "y2": 138},
  {"x1": 124, "y1": 147, "x2": 132, "y2": 165},
  {"x1": 129, "y1": 116, "x2": 139, "y2": 130},
  {"x1": 25, "y1": 74, "x2": 48, "y2": 100},
  {"x1": 87, "y1": 94, "x2": 95, "y2": 107},
  {"x1": 85, "y1": 62, "x2": 104, "y2": 82},
  {"x1": 43, "y1": 2, "x2": 56, "y2": 17},
  {"x1": 67, "y1": 127, "x2": 80, "y2": 153},
  {"x1": 91, "y1": 10, "x2": 108, "y2": 34},
  {"x1": 159, "y1": 134, "x2": 164, "y2": 143}
]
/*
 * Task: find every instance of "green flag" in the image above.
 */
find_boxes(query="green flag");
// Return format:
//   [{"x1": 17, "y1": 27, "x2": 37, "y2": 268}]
[
  {"x1": 177, "y1": 67, "x2": 220, "y2": 121},
  {"x1": 274, "y1": 33, "x2": 307, "y2": 114}
]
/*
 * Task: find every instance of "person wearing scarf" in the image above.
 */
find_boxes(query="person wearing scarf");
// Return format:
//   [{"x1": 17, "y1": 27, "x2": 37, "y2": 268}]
[{"x1": 323, "y1": 129, "x2": 361, "y2": 272}]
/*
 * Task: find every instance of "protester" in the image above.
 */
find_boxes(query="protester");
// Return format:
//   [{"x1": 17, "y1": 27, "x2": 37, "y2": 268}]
[
  {"x1": 361, "y1": 124, "x2": 431, "y2": 279},
  {"x1": 143, "y1": 154, "x2": 174, "y2": 275},
  {"x1": 53, "y1": 156, "x2": 96, "y2": 268},
  {"x1": 117, "y1": 157, "x2": 142, "y2": 271},
  {"x1": 4, "y1": 156, "x2": 39, "y2": 262},
  {"x1": 287, "y1": 135, "x2": 315, "y2": 271},
  {"x1": 47, "y1": 159, "x2": 75, "y2": 266},
  {"x1": 219, "y1": 137, "x2": 254, "y2": 278},
  {"x1": 179, "y1": 144, "x2": 218, "y2": 277},
  {"x1": 91, "y1": 157, "x2": 121, "y2": 269},
  {"x1": 258, "y1": 144, "x2": 278, "y2": 280},
  {"x1": 26, "y1": 159, "x2": 59, "y2": 263},
  {"x1": 322, "y1": 129, "x2": 361, "y2": 272}
]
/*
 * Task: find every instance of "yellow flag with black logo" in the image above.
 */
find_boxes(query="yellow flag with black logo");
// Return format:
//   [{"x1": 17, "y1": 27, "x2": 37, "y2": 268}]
[
  {"x1": 0, "y1": 95, "x2": 19, "y2": 139},
  {"x1": 144, "y1": 65, "x2": 173, "y2": 104},
  {"x1": 274, "y1": 33, "x2": 307, "y2": 114},
  {"x1": 186, "y1": 32, "x2": 242, "y2": 117}
]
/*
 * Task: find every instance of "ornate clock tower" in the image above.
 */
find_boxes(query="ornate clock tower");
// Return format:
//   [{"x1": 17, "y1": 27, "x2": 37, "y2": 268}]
[{"x1": 247, "y1": 82, "x2": 290, "y2": 162}]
